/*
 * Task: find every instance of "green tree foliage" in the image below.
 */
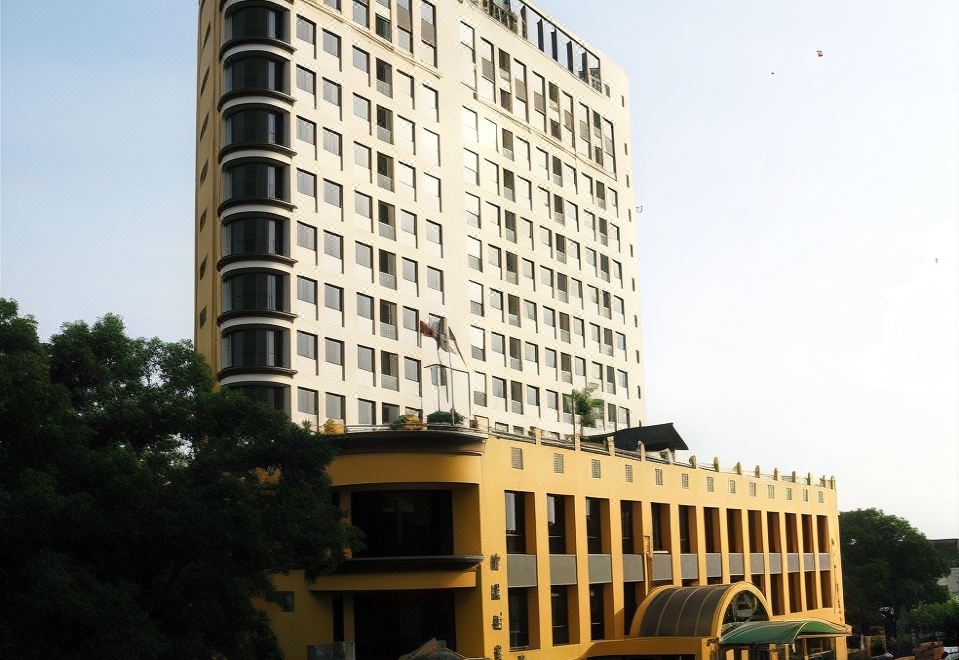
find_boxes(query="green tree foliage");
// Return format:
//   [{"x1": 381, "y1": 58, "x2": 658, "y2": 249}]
[
  {"x1": 0, "y1": 299, "x2": 357, "y2": 659},
  {"x1": 840, "y1": 508, "x2": 949, "y2": 635},
  {"x1": 902, "y1": 600, "x2": 959, "y2": 638},
  {"x1": 570, "y1": 385, "x2": 603, "y2": 439}
]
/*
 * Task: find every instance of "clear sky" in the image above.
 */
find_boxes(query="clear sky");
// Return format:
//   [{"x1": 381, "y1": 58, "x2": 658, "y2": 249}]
[{"x1": 2, "y1": 1, "x2": 956, "y2": 537}]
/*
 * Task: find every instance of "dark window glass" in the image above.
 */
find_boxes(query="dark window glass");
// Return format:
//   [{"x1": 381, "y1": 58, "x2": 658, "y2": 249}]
[
  {"x1": 550, "y1": 587, "x2": 569, "y2": 645},
  {"x1": 350, "y1": 490, "x2": 453, "y2": 557},
  {"x1": 225, "y1": 107, "x2": 287, "y2": 146},
  {"x1": 585, "y1": 498, "x2": 603, "y2": 554},
  {"x1": 547, "y1": 494, "x2": 566, "y2": 554},
  {"x1": 224, "y1": 55, "x2": 286, "y2": 93},
  {"x1": 589, "y1": 586, "x2": 605, "y2": 640},
  {"x1": 224, "y1": 328, "x2": 286, "y2": 368},
  {"x1": 508, "y1": 588, "x2": 530, "y2": 650},
  {"x1": 623, "y1": 583, "x2": 638, "y2": 634},
  {"x1": 504, "y1": 492, "x2": 526, "y2": 554},
  {"x1": 226, "y1": 6, "x2": 286, "y2": 41},
  {"x1": 228, "y1": 384, "x2": 286, "y2": 410},
  {"x1": 679, "y1": 505, "x2": 692, "y2": 553},
  {"x1": 222, "y1": 272, "x2": 287, "y2": 312},
  {"x1": 621, "y1": 502, "x2": 634, "y2": 554},
  {"x1": 223, "y1": 162, "x2": 287, "y2": 201},
  {"x1": 222, "y1": 217, "x2": 287, "y2": 257},
  {"x1": 652, "y1": 503, "x2": 666, "y2": 552}
]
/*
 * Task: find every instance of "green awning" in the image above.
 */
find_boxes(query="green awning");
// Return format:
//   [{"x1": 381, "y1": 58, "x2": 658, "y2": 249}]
[{"x1": 720, "y1": 620, "x2": 848, "y2": 646}]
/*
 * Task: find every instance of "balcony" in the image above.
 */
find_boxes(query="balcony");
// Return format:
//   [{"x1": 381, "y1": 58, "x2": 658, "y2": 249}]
[{"x1": 481, "y1": 0, "x2": 518, "y2": 32}]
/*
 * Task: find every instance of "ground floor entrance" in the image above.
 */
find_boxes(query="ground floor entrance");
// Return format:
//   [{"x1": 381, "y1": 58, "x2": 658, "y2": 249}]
[{"x1": 353, "y1": 590, "x2": 456, "y2": 660}]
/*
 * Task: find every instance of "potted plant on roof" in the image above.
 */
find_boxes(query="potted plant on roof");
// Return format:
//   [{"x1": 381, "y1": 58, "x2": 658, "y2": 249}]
[
  {"x1": 322, "y1": 418, "x2": 345, "y2": 435},
  {"x1": 426, "y1": 410, "x2": 465, "y2": 426},
  {"x1": 390, "y1": 412, "x2": 426, "y2": 430},
  {"x1": 570, "y1": 385, "x2": 603, "y2": 441}
]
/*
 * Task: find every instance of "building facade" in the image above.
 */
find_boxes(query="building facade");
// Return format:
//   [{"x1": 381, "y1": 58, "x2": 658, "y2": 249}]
[
  {"x1": 194, "y1": 0, "x2": 643, "y2": 437},
  {"x1": 193, "y1": 1, "x2": 848, "y2": 659},
  {"x1": 261, "y1": 424, "x2": 848, "y2": 660}
]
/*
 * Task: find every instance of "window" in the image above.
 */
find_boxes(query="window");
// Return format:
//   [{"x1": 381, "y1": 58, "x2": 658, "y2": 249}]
[
  {"x1": 322, "y1": 128, "x2": 342, "y2": 155},
  {"x1": 352, "y1": 46, "x2": 370, "y2": 75},
  {"x1": 323, "y1": 180, "x2": 342, "y2": 207},
  {"x1": 357, "y1": 345, "x2": 374, "y2": 373},
  {"x1": 357, "y1": 398, "x2": 375, "y2": 424},
  {"x1": 322, "y1": 78, "x2": 341, "y2": 107},
  {"x1": 323, "y1": 231, "x2": 342, "y2": 260},
  {"x1": 352, "y1": 0, "x2": 369, "y2": 26},
  {"x1": 296, "y1": 117, "x2": 316, "y2": 145},
  {"x1": 324, "y1": 283, "x2": 343, "y2": 310},
  {"x1": 508, "y1": 588, "x2": 530, "y2": 650},
  {"x1": 585, "y1": 498, "x2": 603, "y2": 553},
  {"x1": 374, "y1": 14, "x2": 391, "y2": 41},
  {"x1": 296, "y1": 16, "x2": 316, "y2": 43},
  {"x1": 324, "y1": 338, "x2": 343, "y2": 365},
  {"x1": 547, "y1": 494, "x2": 566, "y2": 553},
  {"x1": 504, "y1": 492, "x2": 526, "y2": 553},
  {"x1": 353, "y1": 94, "x2": 371, "y2": 125},
  {"x1": 297, "y1": 388, "x2": 318, "y2": 414},
  {"x1": 322, "y1": 30, "x2": 340, "y2": 58},
  {"x1": 297, "y1": 331, "x2": 317, "y2": 358},
  {"x1": 296, "y1": 169, "x2": 315, "y2": 196},
  {"x1": 325, "y1": 393, "x2": 345, "y2": 420},
  {"x1": 551, "y1": 587, "x2": 570, "y2": 645},
  {"x1": 296, "y1": 66, "x2": 315, "y2": 94},
  {"x1": 297, "y1": 276, "x2": 317, "y2": 303},
  {"x1": 589, "y1": 586, "x2": 606, "y2": 640},
  {"x1": 426, "y1": 267, "x2": 443, "y2": 292}
]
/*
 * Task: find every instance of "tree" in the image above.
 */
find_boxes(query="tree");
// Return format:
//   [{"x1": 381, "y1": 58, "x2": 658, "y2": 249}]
[
  {"x1": 570, "y1": 385, "x2": 603, "y2": 439},
  {"x1": 0, "y1": 299, "x2": 358, "y2": 660},
  {"x1": 840, "y1": 508, "x2": 949, "y2": 637},
  {"x1": 902, "y1": 600, "x2": 959, "y2": 639}
]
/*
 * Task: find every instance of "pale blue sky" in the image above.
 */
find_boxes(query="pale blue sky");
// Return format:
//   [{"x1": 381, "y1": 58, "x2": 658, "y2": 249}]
[{"x1": 2, "y1": 1, "x2": 956, "y2": 536}]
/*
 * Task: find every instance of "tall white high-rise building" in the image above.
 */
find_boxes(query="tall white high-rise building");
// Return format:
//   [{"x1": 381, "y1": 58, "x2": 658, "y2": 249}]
[{"x1": 195, "y1": 0, "x2": 645, "y2": 438}]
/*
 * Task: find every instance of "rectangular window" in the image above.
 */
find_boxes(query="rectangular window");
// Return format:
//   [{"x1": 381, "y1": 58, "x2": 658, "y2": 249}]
[
  {"x1": 324, "y1": 338, "x2": 343, "y2": 365},
  {"x1": 297, "y1": 331, "x2": 317, "y2": 358},
  {"x1": 508, "y1": 588, "x2": 530, "y2": 650},
  {"x1": 297, "y1": 387, "x2": 318, "y2": 414},
  {"x1": 325, "y1": 393, "x2": 345, "y2": 420},
  {"x1": 297, "y1": 222, "x2": 317, "y2": 250},
  {"x1": 322, "y1": 78, "x2": 341, "y2": 106},
  {"x1": 585, "y1": 498, "x2": 603, "y2": 554},
  {"x1": 324, "y1": 284, "x2": 343, "y2": 310},
  {"x1": 551, "y1": 587, "x2": 570, "y2": 645},
  {"x1": 297, "y1": 276, "x2": 317, "y2": 303},
  {"x1": 322, "y1": 128, "x2": 342, "y2": 155},
  {"x1": 547, "y1": 494, "x2": 566, "y2": 553},
  {"x1": 352, "y1": 46, "x2": 370, "y2": 76},
  {"x1": 296, "y1": 117, "x2": 316, "y2": 144},
  {"x1": 296, "y1": 66, "x2": 316, "y2": 94},
  {"x1": 296, "y1": 170, "x2": 316, "y2": 196},
  {"x1": 322, "y1": 30, "x2": 340, "y2": 58},
  {"x1": 504, "y1": 491, "x2": 526, "y2": 553},
  {"x1": 296, "y1": 16, "x2": 316, "y2": 43}
]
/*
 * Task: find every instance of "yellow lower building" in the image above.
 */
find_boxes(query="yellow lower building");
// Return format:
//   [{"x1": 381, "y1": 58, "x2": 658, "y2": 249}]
[{"x1": 261, "y1": 421, "x2": 847, "y2": 660}]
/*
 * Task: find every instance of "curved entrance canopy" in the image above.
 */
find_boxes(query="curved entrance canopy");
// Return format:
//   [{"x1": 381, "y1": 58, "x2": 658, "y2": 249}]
[
  {"x1": 630, "y1": 583, "x2": 770, "y2": 638},
  {"x1": 720, "y1": 619, "x2": 849, "y2": 646}
]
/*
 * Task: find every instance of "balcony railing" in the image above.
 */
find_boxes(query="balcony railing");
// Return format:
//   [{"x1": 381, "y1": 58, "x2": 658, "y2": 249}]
[{"x1": 481, "y1": 0, "x2": 518, "y2": 32}]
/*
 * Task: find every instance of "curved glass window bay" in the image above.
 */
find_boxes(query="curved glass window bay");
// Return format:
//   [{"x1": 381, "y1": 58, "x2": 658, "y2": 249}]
[
  {"x1": 222, "y1": 272, "x2": 288, "y2": 313},
  {"x1": 223, "y1": 327, "x2": 287, "y2": 368},
  {"x1": 224, "y1": 107, "x2": 287, "y2": 147},
  {"x1": 223, "y1": 161, "x2": 287, "y2": 201},
  {"x1": 225, "y1": 5, "x2": 288, "y2": 42},
  {"x1": 227, "y1": 383, "x2": 287, "y2": 411},
  {"x1": 222, "y1": 216, "x2": 287, "y2": 257},
  {"x1": 224, "y1": 55, "x2": 287, "y2": 94}
]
